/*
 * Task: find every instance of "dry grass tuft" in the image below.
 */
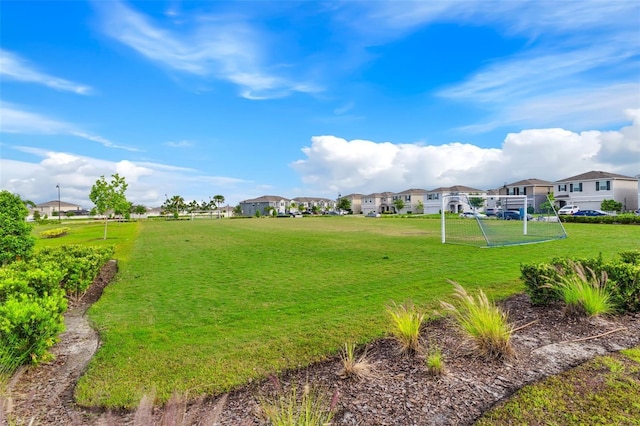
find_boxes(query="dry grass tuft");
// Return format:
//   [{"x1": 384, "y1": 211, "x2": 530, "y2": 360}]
[{"x1": 338, "y1": 341, "x2": 376, "y2": 380}]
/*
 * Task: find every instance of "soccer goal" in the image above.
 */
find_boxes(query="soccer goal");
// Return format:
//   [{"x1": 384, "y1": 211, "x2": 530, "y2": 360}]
[{"x1": 441, "y1": 193, "x2": 567, "y2": 247}]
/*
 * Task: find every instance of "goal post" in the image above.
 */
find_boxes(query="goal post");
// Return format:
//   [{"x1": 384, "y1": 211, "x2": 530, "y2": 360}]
[{"x1": 441, "y1": 193, "x2": 567, "y2": 247}]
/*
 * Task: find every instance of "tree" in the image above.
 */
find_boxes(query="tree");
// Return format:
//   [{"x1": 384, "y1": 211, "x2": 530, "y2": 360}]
[
  {"x1": 131, "y1": 204, "x2": 147, "y2": 215},
  {"x1": 233, "y1": 204, "x2": 242, "y2": 215},
  {"x1": 213, "y1": 195, "x2": 225, "y2": 219},
  {"x1": 0, "y1": 190, "x2": 35, "y2": 265},
  {"x1": 186, "y1": 200, "x2": 200, "y2": 214},
  {"x1": 539, "y1": 193, "x2": 555, "y2": 214},
  {"x1": 89, "y1": 173, "x2": 129, "y2": 240},
  {"x1": 393, "y1": 198, "x2": 405, "y2": 213},
  {"x1": 469, "y1": 197, "x2": 485, "y2": 212},
  {"x1": 163, "y1": 195, "x2": 185, "y2": 219},
  {"x1": 601, "y1": 199, "x2": 622, "y2": 212},
  {"x1": 337, "y1": 197, "x2": 351, "y2": 212},
  {"x1": 416, "y1": 200, "x2": 424, "y2": 214}
]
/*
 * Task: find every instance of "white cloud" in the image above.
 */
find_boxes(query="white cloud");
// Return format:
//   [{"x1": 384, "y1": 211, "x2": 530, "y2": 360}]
[
  {"x1": 0, "y1": 49, "x2": 92, "y2": 94},
  {"x1": 292, "y1": 112, "x2": 640, "y2": 195},
  {"x1": 1, "y1": 146, "x2": 252, "y2": 208},
  {"x1": 164, "y1": 140, "x2": 194, "y2": 148},
  {"x1": 0, "y1": 103, "x2": 140, "y2": 151},
  {"x1": 94, "y1": 1, "x2": 320, "y2": 100}
]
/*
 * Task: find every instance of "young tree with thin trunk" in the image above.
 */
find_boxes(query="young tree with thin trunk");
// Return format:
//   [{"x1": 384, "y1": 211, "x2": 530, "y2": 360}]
[
  {"x1": 89, "y1": 174, "x2": 129, "y2": 240},
  {"x1": 213, "y1": 195, "x2": 225, "y2": 219}
]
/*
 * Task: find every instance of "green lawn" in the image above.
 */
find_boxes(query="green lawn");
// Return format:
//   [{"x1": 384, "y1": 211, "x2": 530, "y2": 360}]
[
  {"x1": 477, "y1": 346, "x2": 640, "y2": 425},
  {"x1": 66, "y1": 217, "x2": 639, "y2": 408}
]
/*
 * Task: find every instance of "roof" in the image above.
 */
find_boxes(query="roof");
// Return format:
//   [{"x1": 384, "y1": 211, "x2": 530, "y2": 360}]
[
  {"x1": 396, "y1": 188, "x2": 427, "y2": 195},
  {"x1": 505, "y1": 178, "x2": 554, "y2": 187},
  {"x1": 36, "y1": 200, "x2": 83, "y2": 208},
  {"x1": 556, "y1": 170, "x2": 636, "y2": 182},
  {"x1": 241, "y1": 195, "x2": 290, "y2": 203},
  {"x1": 292, "y1": 197, "x2": 333, "y2": 202},
  {"x1": 428, "y1": 185, "x2": 484, "y2": 193}
]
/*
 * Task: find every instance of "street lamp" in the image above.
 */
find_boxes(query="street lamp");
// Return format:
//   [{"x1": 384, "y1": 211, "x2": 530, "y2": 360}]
[{"x1": 56, "y1": 184, "x2": 61, "y2": 222}]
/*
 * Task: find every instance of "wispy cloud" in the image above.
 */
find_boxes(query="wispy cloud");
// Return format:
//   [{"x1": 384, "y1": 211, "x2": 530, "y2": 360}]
[
  {"x1": 93, "y1": 1, "x2": 321, "y2": 100},
  {"x1": 0, "y1": 103, "x2": 140, "y2": 152},
  {"x1": 164, "y1": 140, "x2": 194, "y2": 148},
  {"x1": 340, "y1": 1, "x2": 640, "y2": 131},
  {"x1": 0, "y1": 49, "x2": 93, "y2": 95}
]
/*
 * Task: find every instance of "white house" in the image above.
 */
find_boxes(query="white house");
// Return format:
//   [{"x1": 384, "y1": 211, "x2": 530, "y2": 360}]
[
  {"x1": 32, "y1": 200, "x2": 84, "y2": 218},
  {"x1": 554, "y1": 171, "x2": 638, "y2": 212},
  {"x1": 424, "y1": 185, "x2": 486, "y2": 214}
]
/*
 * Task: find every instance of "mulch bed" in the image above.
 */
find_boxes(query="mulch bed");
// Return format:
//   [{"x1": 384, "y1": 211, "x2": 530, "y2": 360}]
[{"x1": 4, "y1": 263, "x2": 639, "y2": 425}]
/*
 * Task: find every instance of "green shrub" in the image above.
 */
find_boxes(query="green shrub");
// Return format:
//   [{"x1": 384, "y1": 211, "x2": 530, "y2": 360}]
[
  {"x1": 0, "y1": 293, "x2": 67, "y2": 364},
  {"x1": 619, "y1": 250, "x2": 640, "y2": 265},
  {"x1": 39, "y1": 227, "x2": 71, "y2": 239},
  {"x1": 386, "y1": 300, "x2": 425, "y2": 354},
  {"x1": 441, "y1": 281, "x2": 514, "y2": 360},
  {"x1": 521, "y1": 253, "x2": 640, "y2": 313},
  {"x1": 425, "y1": 346, "x2": 444, "y2": 376}
]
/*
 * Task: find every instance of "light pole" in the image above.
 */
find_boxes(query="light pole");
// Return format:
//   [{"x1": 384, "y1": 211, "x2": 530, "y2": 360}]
[{"x1": 56, "y1": 184, "x2": 61, "y2": 222}]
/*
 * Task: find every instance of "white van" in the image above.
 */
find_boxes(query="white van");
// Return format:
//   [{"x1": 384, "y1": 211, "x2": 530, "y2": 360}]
[{"x1": 557, "y1": 205, "x2": 579, "y2": 215}]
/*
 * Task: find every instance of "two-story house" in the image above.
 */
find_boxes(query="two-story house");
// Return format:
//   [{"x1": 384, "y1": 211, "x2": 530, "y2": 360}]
[
  {"x1": 393, "y1": 189, "x2": 428, "y2": 214},
  {"x1": 498, "y1": 178, "x2": 554, "y2": 213},
  {"x1": 342, "y1": 193, "x2": 364, "y2": 214},
  {"x1": 239, "y1": 195, "x2": 290, "y2": 216},
  {"x1": 424, "y1": 185, "x2": 485, "y2": 214},
  {"x1": 554, "y1": 171, "x2": 638, "y2": 212}
]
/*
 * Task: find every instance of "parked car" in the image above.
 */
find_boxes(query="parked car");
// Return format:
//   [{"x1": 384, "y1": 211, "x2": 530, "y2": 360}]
[
  {"x1": 459, "y1": 212, "x2": 487, "y2": 219},
  {"x1": 572, "y1": 209, "x2": 607, "y2": 217},
  {"x1": 366, "y1": 212, "x2": 381, "y2": 217},
  {"x1": 635, "y1": 209, "x2": 640, "y2": 216},
  {"x1": 496, "y1": 211, "x2": 522, "y2": 220},
  {"x1": 557, "y1": 205, "x2": 580, "y2": 215}
]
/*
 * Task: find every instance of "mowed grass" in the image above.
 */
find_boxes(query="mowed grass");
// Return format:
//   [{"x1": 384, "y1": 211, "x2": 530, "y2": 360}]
[
  {"x1": 33, "y1": 220, "x2": 139, "y2": 264},
  {"x1": 477, "y1": 346, "x2": 640, "y2": 425},
  {"x1": 74, "y1": 218, "x2": 639, "y2": 407}
]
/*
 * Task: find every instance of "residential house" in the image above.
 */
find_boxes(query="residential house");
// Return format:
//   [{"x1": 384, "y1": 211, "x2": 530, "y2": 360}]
[
  {"x1": 342, "y1": 193, "x2": 364, "y2": 214},
  {"x1": 554, "y1": 171, "x2": 638, "y2": 212},
  {"x1": 292, "y1": 197, "x2": 335, "y2": 213},
  {"x1": 32, "y1": 200, "x2": 84, "y2": 218},
  {"x1": 239, "y1": 195, "x2": 290, "y2": 216},
  {"x1": 498, "y1": 178, "x2": 554, "y2": 213},
  {"x1": 393, "y1": 188, "x2": 427, "y2": 214},
  {"x1": 424, "y1": 185, "x2": 485, "y2": 214},
  {"x1": 361, "y1": 191, "x2": 396, "y2": 215}
]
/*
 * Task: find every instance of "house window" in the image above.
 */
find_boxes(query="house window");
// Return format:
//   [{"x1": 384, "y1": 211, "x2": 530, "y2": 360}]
[
  {"x1": 569, "y1": 183, "x2": 583, "y2": 192},
  {"x1": 596, "y1": 180, "x2": 611, "y2": 191},
  {"x1": 558, "y1": 184, "x2": 567, "y2": 192}
]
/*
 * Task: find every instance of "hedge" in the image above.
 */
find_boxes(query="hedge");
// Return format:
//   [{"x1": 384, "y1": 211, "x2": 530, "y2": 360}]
[{"x1": 520, "y1": 250, "x2": 640, "y2": 313}]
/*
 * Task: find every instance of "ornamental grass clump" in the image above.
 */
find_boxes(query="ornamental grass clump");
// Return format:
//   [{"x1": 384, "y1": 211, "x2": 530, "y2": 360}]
[
  {"x1": 440, "y1": 281, "x2": 514, "y2": 360},
  {"x1": 425, "y1": 346, "x2": 445, "y2": 376},
  {"x1": 386, "y1": 300, "x2": 425, "y2": 354},
  {"x1": 552, "y1": 261, "x2": 614, "y2": 317},
  {"x1": 338, "y1": 341, "x2": 375, "y2": 381},
  {"x1": 259, "y1": 381, "x2": 339, "y2": 426}
]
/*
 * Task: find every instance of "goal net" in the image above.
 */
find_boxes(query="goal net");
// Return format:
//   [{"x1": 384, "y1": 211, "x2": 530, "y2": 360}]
[{"x1": 441, "y1": 193, "x2": 567, "y2": 247}]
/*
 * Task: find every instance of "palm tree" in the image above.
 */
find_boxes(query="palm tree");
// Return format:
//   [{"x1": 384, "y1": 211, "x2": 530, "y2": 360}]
[
  {"x1": 213, "y1": 195, "x2": 225, "y2": 219},
  {"x1": 163, "y1": 195, "x2": 185, "y2": 219}
]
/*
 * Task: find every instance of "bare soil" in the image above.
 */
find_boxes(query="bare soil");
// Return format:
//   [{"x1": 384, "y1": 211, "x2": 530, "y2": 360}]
[{"x1": 4, "y1": 264, "x2": 639, "y2": 425}]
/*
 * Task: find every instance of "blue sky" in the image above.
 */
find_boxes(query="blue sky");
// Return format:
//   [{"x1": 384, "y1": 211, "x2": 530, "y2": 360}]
[{"x1": 1, "y1": 1, "x2": 639, "y2": 208}]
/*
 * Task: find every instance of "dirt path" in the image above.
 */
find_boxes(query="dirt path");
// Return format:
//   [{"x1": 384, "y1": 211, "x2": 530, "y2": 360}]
[{"x1": 3, "y1": 265, "x2": 639, "y2": 425}]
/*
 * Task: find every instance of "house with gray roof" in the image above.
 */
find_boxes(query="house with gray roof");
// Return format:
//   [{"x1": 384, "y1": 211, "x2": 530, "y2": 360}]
[{"x1": 554, "y1": 171, "x2": 638, "y2": 212}]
